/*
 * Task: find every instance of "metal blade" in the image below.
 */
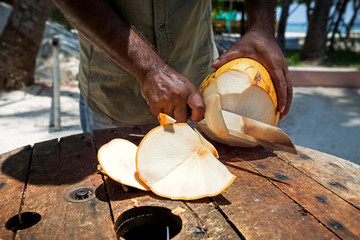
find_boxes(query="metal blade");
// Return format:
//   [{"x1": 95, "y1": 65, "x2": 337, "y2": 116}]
[{"x1": 221, "y1": 110, "x2": 297, "y2": 154}]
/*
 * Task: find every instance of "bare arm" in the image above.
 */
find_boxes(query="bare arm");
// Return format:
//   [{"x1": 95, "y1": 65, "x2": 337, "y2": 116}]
[
  {"x1": 52, "y1": 0, "x2": 204, "y2": 123},
  {"x1": 212, "y1": 0, "x2": 292, "y2": 119}
]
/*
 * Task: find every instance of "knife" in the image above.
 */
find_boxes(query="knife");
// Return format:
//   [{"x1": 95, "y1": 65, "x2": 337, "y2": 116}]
[{"x1": 198, "y1": 110, "x2": 297, "y2": 154}]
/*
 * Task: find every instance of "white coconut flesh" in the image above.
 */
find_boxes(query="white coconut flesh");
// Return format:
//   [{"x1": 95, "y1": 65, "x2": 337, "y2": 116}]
[
  {"x1": 136, "y1": 123, "x2": 235, "y2": 200},
  {"x1": 97, "y1": 139, "x2": 150, "y2": 191},
  {"x1": 209, "y1": 70, "x2": 276, "y2": 124},
  {"x1": 200, "y1": 70, "x2": 277, "y2": 147}
]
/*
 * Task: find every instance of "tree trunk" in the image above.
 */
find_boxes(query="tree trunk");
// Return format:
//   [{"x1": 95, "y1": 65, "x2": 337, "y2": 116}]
[
  {"x1": 276, "y1": 0, "x2": 292, "y2": 52},
  {"x1": 342, "y1": 0, "x2": 360, "y2": 50},
  {"x1": 300, "y1": 0, "x2": 333, "y2": 62},
  {"x1": 0, "y1": 0, "x2": 54, "y2": 91},
  {"x1": 328, "y1": 0, "x2": 349, "y2": 51}
]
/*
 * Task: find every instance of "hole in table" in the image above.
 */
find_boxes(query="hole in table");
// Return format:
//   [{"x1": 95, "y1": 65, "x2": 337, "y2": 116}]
[
  {"x1": 115, "y1": 206, "x2": 182, "y2": 240},
  {"x1": 64, "y1": 186, "x2": 96, "y2": 203},
  {"x1": 5, "y1": 212, "x2": 41, "y2": 232}
]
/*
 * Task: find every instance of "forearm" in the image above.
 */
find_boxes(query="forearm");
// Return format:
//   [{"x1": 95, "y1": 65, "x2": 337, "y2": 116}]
[
  {"x1": 245, "y1": 0, "x2": 277, "y2": 35},
  {"x1": 52, "y1": 0, "x2": 164, "y2": 83},
  {"x1": 52, "y1": 0, "x2": 205, "y2": 123}
]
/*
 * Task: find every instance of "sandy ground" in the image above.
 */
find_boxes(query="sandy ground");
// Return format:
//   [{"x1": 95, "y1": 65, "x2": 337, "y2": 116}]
[
  {"x1": 0, "y1": 2, "x2": 359, "y2": 165},
  {"x1": 0, "y1": 2, "x2": 83, "y2": 152},
  {"x1": 278, "y1": 87, "x2": 360, "y2": 165},
  {"x1": 0, "y1": 81, "x2": 82, "y2": 153}
]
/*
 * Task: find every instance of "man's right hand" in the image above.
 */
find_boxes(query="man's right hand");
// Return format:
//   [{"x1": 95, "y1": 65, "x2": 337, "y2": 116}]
[
  {"x1": 140, "y1": 65, "x2": 205, "y2": 123},
  {"x1": 52, "y1": 0, "x2": 204, "y2": 124}
]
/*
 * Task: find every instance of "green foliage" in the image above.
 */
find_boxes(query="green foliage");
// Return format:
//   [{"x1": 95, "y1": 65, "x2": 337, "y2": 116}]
[
  {"x1": 211, "y1": 0, "x2": 245, "y2": 19},
  {"x1": 285, "y1": 50, "x2": 360, "y2": 69},
  {"x1": 51, "y1": 9, "x2": 73, "y2": 30},
  {"x1": 284, "y1": 50, "x2": 303, "y2": 66},
  {"x1": 212, "y1": 0, "x2": 226, "y2": 18},
  {"x1": 323, "y1": 50, "x2": 360, "y2": 69}
]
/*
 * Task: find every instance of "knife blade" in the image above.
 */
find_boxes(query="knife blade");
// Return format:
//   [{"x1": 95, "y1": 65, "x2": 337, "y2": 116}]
[
  {"x1": 197, "y1": 110, "x2": 297, "y2": 154},
  {"x1": 220, "y1": 110, "x2": 297, "y2": 154}
]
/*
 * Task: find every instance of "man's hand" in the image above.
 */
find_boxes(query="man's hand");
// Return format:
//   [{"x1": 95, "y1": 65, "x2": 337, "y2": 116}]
[
  {"x1": 212, "y1": 30, "x2": 292, "y2": 119},
  {"x1": 51, "y1": 0, "x2": 204, "y2": 124},
  {"x1": 212, "y1": 0, "x2": 292, "y2": 120},
  {"x1": 140, "y1": 65, "x2": 204, "y2": 123}
]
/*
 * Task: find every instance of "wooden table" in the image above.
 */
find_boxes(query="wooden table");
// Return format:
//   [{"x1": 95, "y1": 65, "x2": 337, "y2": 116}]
[{"x1": 1, "y1": 126, "x2": 359, "y2": 239}]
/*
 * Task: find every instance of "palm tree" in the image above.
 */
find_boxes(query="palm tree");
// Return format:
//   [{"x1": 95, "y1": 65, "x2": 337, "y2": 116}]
[
  {"x1": 300, "y1": 0, "x2": 333, "y2": 62},
  {"x1": 277, "y1": 0, "x2": 292, "y2": 52}
]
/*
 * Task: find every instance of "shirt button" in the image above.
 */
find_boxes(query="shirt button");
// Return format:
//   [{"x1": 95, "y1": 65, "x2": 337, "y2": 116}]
[{"x1": 158, "y1": 23, "x2": 165, "y2": 31}]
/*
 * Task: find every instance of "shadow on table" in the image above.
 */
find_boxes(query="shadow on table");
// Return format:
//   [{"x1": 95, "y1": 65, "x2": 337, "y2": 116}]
[
  {"x1": 95, "y1": 177, "x2": 212, "y2": 204},
  {"x1": 1, "y1": 134, "x2": 98, "y2": 185},
  {"x1": 0, "y1": 146, "x2": 32, "y2": 183}
]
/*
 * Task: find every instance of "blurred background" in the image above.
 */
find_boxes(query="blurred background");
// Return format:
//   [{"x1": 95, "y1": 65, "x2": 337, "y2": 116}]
[{"x1": 0, "y1": 0, "x2": 359, "y2": 165}]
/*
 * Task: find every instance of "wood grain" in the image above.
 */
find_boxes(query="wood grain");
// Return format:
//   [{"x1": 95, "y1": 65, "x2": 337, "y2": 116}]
[
  {"x1": 93, "y1": 127, "x2": 243, "y2": 239},
  {"x1": 2, "y1": 125, "x2": 358, "y2": 239},
  {"x1": 16, "y1": 134, "x2": 116, "y2": 239},
  {"x1": 0, "y1": 146, "x2": 32, "y2": 239},
  {"x1": 274, "y1": 146, "x2": 360, "y2": 209},
  {"x1": 212, "y1": 144, "x2": 340, "y2": 240},
  {"x1": 237, "y1": 146, "x2": 360, "y2": 239},
  {"x1": 184, "y1": 199, "x2": 243, "y2": 239}
]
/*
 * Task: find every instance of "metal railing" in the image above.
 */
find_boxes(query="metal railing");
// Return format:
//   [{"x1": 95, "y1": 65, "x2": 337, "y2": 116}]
[{"x1": 50, "y1": 22, "x2": 79, "y2": 131}]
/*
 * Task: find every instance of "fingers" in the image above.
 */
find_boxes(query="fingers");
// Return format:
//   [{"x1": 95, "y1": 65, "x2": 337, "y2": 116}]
[
  {"x1": 173, "y1": 104, "x2": 188, "y2": 123},
  {"x1": 148, "y1": 103, "x2": 163, "y2": 119},
  {"x1": 211, "y1": 49, "x2": 239, "y2": 69},
  {"x1": 268, "y1": 65, "x2": 293, "y2": 120},
  {"x1": 172, "y1": 91, "x2": 204, "y2": 123},
  {"x1": 187, "y1": 92, "x2": 205, "y2": 123},
  {"x1": 271, "y1": 68, "x2": 287, "y2": 114},
  {"x1": 147, "y1": 90, "x2": 204, "y2": 123},
  {"x1": 280, "y1": 69, "x2": 293, "y2": 120}
]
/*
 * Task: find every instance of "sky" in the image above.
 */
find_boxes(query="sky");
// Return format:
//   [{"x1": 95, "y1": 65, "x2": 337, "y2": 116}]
[{"x1": 276, "y1": 2, "x2": 360, "y2": 24}]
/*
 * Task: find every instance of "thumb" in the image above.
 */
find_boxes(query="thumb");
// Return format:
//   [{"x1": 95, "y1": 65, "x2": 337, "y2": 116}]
[
  {"x1": 211, "y1": 50, "x2": 238, "y2": 69},
  {"x1": 187, "y1": 91, "x2": 205, "y2": 123}
]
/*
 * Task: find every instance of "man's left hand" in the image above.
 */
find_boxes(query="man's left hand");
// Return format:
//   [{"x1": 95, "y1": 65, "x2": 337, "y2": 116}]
[{"x1": 211, "y1": 29, "x2": 292, "y2": 120}]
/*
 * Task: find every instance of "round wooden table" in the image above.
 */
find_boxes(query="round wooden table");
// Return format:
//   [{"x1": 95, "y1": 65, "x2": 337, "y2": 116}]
[{"x1": 0, "y1": 126, "x2": 359, "y2": 239}]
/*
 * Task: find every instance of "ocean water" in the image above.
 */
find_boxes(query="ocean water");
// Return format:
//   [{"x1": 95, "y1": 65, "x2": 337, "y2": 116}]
[
  {"x1": 286, "y1": 22, "x2": 360, "y2": 34},
  {"x1": 286, "y1": 23, "x2": 308, "y2": 33}
]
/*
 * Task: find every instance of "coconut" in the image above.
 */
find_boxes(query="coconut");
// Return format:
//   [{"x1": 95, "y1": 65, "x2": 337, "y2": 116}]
[
  {"x1": 97, "y1": 138, "x2": 150, "y2": 191},
  {"x1": 198, "y1": 58, "x2": 280, "y2": 147},
  {"x1": 97, "y1": 114, "x2": 235, "y2": 200},
  {"x1": 136, "y1": 114, "x2": 235, "y2": 200}
]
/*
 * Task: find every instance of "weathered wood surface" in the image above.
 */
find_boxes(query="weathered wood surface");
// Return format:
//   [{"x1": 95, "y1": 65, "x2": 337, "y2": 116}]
[
  {"x1": 274, "y1": 146, "x2": 360, "y2": 209},
  {"x1": 1, "y1": 126, "x2": 359, "y2": 239},
  {"x1": 92, "y1": 127, "x2": 242, "y2": 239},
  {"x1": 0, "y1": 146, "x2": 31, "y2": 240},
  {"x1": 226, "y1": 145, "x2": 360, "y2": 239},
  {"x1": 15, "y1": 134, "x2": 116, "y2": 239},
  {"x1": 212, "y1": 144, "x2": 340, "y2": 240}
]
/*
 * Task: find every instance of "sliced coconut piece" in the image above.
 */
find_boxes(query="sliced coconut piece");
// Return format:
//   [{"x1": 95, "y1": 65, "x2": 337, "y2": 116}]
[
  {"x1": 216, "y1": 70, "x2": 250, "y2": 95},
  {"x1": 203, "y1": 93, "x2": 228, "y2": 138},
  {"x1": 136, "y1": 122, "x2": 235, "y2": 200},
  {"x1": 158, "y1": 113, "x2": 176, "y2": 125},
  {"x1": 198, "y1": 118, "x2": 258, "y2": 147},
  {"x1": 218, "y1": 71, "x2": 277, "y2": 125},
  {"x1": 193, "y1": 128, "x2": 219, "y2": 158},
  {"x1": 198, "y1": 58, "x2": 279, "y2": 147},
  {"x1": 98, "y1": 139, "x2": 150, "y2": 191}
]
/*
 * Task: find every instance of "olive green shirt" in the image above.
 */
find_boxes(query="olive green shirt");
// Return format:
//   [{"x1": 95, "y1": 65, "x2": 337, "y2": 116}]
[{"x1": 78, "y1": 0, "x2": 218, "y2": 126}]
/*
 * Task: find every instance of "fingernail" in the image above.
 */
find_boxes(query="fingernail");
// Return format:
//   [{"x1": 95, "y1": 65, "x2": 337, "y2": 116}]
[
  {"x1": 212, "y1": 58, "x2": 219, "y2": 65},
  {"x1": 279, "y1": 106, "x2": 285, "y2": 113}
]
